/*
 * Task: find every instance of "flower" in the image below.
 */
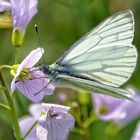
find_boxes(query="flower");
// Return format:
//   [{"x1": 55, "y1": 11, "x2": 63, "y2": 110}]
[
  {"x1": 0, "y1": 0, "x2": 38, "y2": 29},
  {"x1": 92, "y1": 93, "x2": 125, "y2": 121},
  {"x1": 0, "y1": 0, "x2": 38, "y2": 46},
  {"x1": 11, "y1": 48, "x2": 55, "y2": 102},
  {"x1": 92, "y1": 89, "x2": 140, "y2": 127},
  {"x1": 131, "y1": 122, "x2": 140, "y2": 140},
  {"x1": 19, "y1": 103, "x2": 75, "y2": 140}
]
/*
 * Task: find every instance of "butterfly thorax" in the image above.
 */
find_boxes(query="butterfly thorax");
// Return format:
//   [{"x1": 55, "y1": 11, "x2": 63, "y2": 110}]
[{"x1": 39, "y1": 64, "x2": 58, "y2": 78}]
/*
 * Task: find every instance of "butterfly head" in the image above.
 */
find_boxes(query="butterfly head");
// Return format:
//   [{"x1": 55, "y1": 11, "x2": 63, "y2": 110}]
[
  {"x1": 39, "y1": 64, "x2": 55, "y2": 76},
  {"x1": 39, "y1": 64, "x2": 49, "y2": 74}
]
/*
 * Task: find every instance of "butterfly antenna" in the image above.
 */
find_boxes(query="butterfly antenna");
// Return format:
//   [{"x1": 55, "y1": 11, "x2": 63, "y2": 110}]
[
  {"x1": 35, "y1": 25, "x2": 46, "y2": 96},
  {"x1": 35, "y1": 24, "x2": 45, "y2": 63}
]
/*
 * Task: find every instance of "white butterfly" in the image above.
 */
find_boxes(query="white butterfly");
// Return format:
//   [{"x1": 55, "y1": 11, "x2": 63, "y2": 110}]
[{"x1": 40, "y1": 10, "x2": 137, "y2": 101}]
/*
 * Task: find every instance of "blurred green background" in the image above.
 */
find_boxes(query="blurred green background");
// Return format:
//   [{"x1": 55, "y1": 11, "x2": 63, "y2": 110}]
[{"x1": 0, "y1": 0, "x2": 140, "y2": 140}]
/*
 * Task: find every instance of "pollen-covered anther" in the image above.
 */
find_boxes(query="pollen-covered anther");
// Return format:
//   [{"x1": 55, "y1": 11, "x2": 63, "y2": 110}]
[
  {"x1": 20, "y1": 68, "x2": 33, "y2": 80},
  {"x1": 41, "y1": 111, "x2": 46, "y2": 117}
]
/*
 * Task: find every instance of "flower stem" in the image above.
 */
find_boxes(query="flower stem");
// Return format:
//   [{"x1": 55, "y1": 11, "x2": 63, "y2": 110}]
[
  {"x1": 23, "y1": 120, "x2": 38, "y2": 140},
  {"x1": 105, "y1": 122, "x2": 120, "y2": 139},
  {"x1": 0, "y1": 71, "x2": 22, "y2": 140},
  {"x1": 0, "y1": 65, "x2": 12, "y2": 70},
  {"x1": 15, "y1": 47, "x2": 20, "y2": 63}
]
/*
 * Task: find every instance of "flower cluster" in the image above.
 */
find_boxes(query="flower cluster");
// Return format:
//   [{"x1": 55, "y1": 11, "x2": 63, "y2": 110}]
[{"x1": 10, "y1": 48, "x2": 75, "y2": 139}]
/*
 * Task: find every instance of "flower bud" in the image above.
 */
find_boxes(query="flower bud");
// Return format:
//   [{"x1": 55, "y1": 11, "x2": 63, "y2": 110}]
[
  {"x1": 77, "y1": 91, "x2": 90, "y2": 105},
  {"x1": 11, "y1": 28, "x2": 25, "y2": 47},
  {"x1": 10, "y1": 64, "x2": 19, "y2": 77}
]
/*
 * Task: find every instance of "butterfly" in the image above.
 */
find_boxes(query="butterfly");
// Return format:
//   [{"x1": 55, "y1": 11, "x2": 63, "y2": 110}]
[{"x1": 40, "y1": 10, "x2": 137, "y2": 101}]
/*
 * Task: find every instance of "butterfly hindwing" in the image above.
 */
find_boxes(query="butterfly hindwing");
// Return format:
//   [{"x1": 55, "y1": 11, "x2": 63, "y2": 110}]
[{"x1": 57, "y1": 74, "x2": 134, "y2": 101}]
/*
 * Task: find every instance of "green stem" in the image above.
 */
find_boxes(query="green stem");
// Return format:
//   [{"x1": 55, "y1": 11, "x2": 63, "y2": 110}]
[
  {"x1": 15, "y1": 47, "x2": 20, "y2": 63},
  {"x1": 83, "y1": 128, "x2": 89, "y2": 140},
  {"x1": 105, "y1": 122, "x2": 120, "y2": 139},
  {"x1": 72, "y1": 127, "x2": 85, "y2": 135},
  {"x1": 0, "y1": 71, "x2": 22, "y2": 140},
  {"x1": 23, "y1": 120, "x2": 38, "y2": 140},
  {"x1": 83, "y1": 112, "x2": 95, "y2": 128},
  {"x1": 0, "y1": 65, "x2": 12, "y2": 70}
]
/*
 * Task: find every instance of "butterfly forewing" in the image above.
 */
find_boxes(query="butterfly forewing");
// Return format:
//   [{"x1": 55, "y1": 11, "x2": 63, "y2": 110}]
[{"x1": 53, "y1": 10, "x2": 137, "y2": 88}]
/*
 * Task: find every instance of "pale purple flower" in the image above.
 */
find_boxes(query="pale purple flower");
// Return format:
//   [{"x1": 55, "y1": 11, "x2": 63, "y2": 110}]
[
  {"x1": 37, "y1": 103, "x2": 75, "y2": 140},
  {"x1": 92, "y1": 93, "x2": 125, "y2": 121},
  {"x1": 19, "y1": 103, "x2": 75, "y2": 140},
  {"x1": 131, "y1": 122, "x2": 140, "y2": 140},
  {"x1": 92, "y1": 89, "x2": 140, "y2": 127},
  {"x1": 0, "y1": 0, "x2": 38, "y2": 29},
  {"x1": 11, "y1": 48, "x2": 55, "y2": 102}
]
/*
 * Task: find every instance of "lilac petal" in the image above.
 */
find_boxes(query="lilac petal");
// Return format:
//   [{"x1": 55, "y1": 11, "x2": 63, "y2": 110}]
[
  {"x1": 30, "y1": 70, "x2": 55, "y2": 96},
  {"x1": 44, "y1": 115, "x2": 73, "y2": 140},
  {"x1": 114, "y1": 94, "x2": 140, "y2": 127},
  {"x1": 11, "y1": 77, "x2": 17, "y2": 92},
  {"x1": 10, "y1": 0, "x2": 38, "y2": 28},
  {"x1": 46, "y1": 113, "x2": 74, "y2": 140},
  {"x1": 42, "y1": 103, "x2": 70, "y2": 113},
  {"x1": 37, "y1": 104, "x2": 75, "y2": 140},
  {"x1": 92, "y1": 93, "x2": 125, "y2": 121},
  {"x1": 16, "y1": 48, "x2": 44, "y2": 77},
  {"x1": 0, "y1": 1, "x2": 11, "y2": 12},
  {"x1": 131, "y1": 122, "x2": 140, "y2": 140},
  {"x1": 44, "y1": 82, "x2": 55, "y2": 96},
  {"x1": 15, "y1": 70, "x2": 54, "y2": 102},
  {"x1": 29, "y1": 104, "x2": 43, "y2": 119},
  {"x1": 15, "y1": 79, "x2": 43, "y2": 102},
  {"x1": 36, "y1": 124, "x2": 48, "y2": 140},
  {"x1": 19, "y1": 116, "x2": 37, "y2": 140}
]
